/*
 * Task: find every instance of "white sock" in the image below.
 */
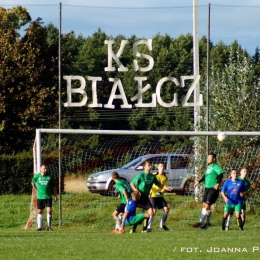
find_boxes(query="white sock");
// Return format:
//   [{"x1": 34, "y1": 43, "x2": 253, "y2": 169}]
[
  {"x1": 47, "y1": 213, "x2": 52, "y2": 228},
  {"x1": 147, "y1": 216, "x2": 154, "y2": 229},
  {"x1": 226, "y1": 215, "x2": 231, "y2": 228},
  {"x1": 37, "y1": 214, "x2": 43, "y2": 229},
  {"x1": 115, "y1": 217, "x2": 120, "y2": 230},
  {"x1": 199, "y1": 208, "x2": 207, "y2": 224},
  {"x1": 206, "y1": 210, "x2": 211, "y2": 224},
  {"x1": 159, "y1": 219, "x2": 163, "y2": 228}
]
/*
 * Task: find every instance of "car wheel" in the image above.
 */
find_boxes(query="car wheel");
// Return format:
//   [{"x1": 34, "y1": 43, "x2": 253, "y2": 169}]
[{"x1": 108, "y1": 180, "x2": 119, "y2": 197}]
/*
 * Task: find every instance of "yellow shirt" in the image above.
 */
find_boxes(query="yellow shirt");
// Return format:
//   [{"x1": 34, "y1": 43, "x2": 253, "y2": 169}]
[{"x1": 150, "y1": 172, "x2": 168, "y2": 197}]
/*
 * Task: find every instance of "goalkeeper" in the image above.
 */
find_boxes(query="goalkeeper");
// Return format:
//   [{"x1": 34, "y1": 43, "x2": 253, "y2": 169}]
[{"x1": 31, "y1": 164, "x2": 57, "y2": 231}]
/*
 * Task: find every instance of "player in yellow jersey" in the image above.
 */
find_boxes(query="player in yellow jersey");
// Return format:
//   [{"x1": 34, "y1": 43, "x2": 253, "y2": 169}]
[{"x1": 149, "y1": 162, "x2": 170, "y2": 231}]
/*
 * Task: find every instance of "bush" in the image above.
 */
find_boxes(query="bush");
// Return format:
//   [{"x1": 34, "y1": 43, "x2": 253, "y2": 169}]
[{"x1": 0, "y1": 153, "x2": 33, "y2": 194}]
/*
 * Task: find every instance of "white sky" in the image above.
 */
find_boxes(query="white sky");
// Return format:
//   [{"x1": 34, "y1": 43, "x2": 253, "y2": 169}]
[{"x1": 1, "y1": 1, "x2": 260, "y2": 54}]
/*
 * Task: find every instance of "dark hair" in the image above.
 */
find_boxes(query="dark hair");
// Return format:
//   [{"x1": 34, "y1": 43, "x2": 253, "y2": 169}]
[
  {"x1": 157, "y1": 162, "x2": 164, "y2": 165},
  {"x1": 208, "y1": 153, "x2": 217, "y2": 160},
  {"x1": 142, "y1": 160, "x2": 150, "y2": 167},
  {"x1": 111, "y1": 171, "x2": 119, "y2": 179}
]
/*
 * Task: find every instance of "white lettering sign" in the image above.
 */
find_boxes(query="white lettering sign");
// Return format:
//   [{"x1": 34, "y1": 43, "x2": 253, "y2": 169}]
[{"x1": 64, "y1": 39, "x2": 202, "y2": 109}]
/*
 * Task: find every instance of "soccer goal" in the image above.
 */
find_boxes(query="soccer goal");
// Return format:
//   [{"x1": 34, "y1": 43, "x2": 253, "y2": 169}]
[{"x1": 24, "y1": 129, "x2": 260, "y2": 230}]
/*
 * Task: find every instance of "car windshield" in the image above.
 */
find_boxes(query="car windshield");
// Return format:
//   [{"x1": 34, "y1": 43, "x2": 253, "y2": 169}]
[{"x1": 121, "y1": 157, "x2": 145, "y2": 169}]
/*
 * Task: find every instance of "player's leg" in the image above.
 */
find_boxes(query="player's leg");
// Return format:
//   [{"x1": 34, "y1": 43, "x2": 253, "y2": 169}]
[
  {"x1": 201, "y1": 188, "x2": 219, "y2": 229},
  {"x1": 222, "y1": 205, "x2": 233, "y2": 231},
  {"x1": 235, "y1": 204, "x2": 243, "y2": 230},
  {"x1": 146, "y1": 197, "x2": 156, "y2": 231},
  {"x1": 160, "y1": 198, "x2": 169, "y2": 231},
  {"x1": 193, "y1": 190, "x2": 208, "y2": 228},
  {"x1": 241, "y1": 203, "x2": 246, "y2": 227},
  {"x1": 127, "y1": 213, "x2": 148, "y2": 233},
  {"x1": 37, "y1": 199, "x2": 44, "y2": 231},
  {"x1": 46, "y1": 198, "x2": 53, "y2": 231},
  {"x1": 225, "y1": 214, "x2": 232, "y2": 230},
  {"x1": 112, "y1": 210, "x2": 119, "y2": 233}
]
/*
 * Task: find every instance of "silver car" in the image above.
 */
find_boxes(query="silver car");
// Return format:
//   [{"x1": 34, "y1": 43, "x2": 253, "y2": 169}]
[{"x1": 86, "y1": 153, "x2": 195, "y2": 196}]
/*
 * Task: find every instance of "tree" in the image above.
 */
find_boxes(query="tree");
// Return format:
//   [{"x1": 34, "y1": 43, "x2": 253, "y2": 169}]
[
  {"x1": 0, "y1": 7, "x2": 71, "y2": 153},
  {"x1": 207, "y1": 42, "x2": 260, "y2": 147}
]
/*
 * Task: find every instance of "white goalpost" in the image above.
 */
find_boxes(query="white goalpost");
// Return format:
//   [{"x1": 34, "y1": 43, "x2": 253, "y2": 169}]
[
  {"x1": 24, "y1": 129, "x2": 260, "y2": 229},
  {"x1": 35, "y1": 129, "x2": 260, "y2": 172}
]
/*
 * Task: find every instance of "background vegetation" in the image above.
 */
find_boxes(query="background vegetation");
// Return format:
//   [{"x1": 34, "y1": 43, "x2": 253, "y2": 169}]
[{"x1": 1, "y1": 6, "x2": 260, "y2": 194}]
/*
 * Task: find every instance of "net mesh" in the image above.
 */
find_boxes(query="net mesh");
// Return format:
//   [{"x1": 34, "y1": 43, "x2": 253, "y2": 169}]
[{"x1": 25, "y1": 133, "x2": 260, "y2": 230}]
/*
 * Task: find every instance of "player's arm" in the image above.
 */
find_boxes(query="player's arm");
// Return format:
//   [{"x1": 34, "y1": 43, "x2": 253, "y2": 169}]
[
  {"x1": 130, "y1": 176, "x2": 140, "y2": 194},
  {"x1": 153, "y1": 178, "x2": 172, "y2": 192},
  {"x1": 240, "y1": 182, "x2": 249, "y2": 197},
  {"x1": 53, "y1": 186, "x2": 57, "y2": 202},
  {"x1": 31, "y1": 176, "x2": 37, "y2": 190},
  {"x1": 214, "y1": 173, "x2": 224, "y2": 190},
  {"x1": 194, "y1": 175, "x2": 205, "y2": 188},
  {"x1": 221, "y1": 191, "x2": 228, "y2": 203},
  {"x1": 52, "y1": 178, "x2": 58, "y2": 202},
  {"x1": 123, "y1": 189, "x2": 130, "y2": 204},
  {"x1": 220, "y1": 182, "x2": 228, "y2": 203}
]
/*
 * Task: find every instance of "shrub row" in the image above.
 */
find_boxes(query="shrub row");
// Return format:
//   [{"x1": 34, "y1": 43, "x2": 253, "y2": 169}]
[{"x1": 0, "y1": 153, "x2": 63, "y2": 195}]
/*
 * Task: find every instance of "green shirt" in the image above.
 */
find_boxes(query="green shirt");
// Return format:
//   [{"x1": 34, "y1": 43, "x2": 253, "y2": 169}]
[
  {"x1": 238, "y1": 176, "x2": 251, "y2": 201},
  {"x1": 131, "y1": 171, "x2": 162, "y2": 196},
  {"x1": 115, "y1": 179, "x2": 132, "y2": 204},
  {"x1": 32, "y1": 173, "x2": 55, "y2": 199},
  {"x1": 205, "y1": 163, "x2": 224, "y2": 188}
]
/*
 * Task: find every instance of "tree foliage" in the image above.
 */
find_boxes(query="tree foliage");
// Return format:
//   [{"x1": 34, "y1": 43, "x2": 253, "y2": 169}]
[
  {"x1": 0, "y1": 7, "x2": 70, "y2": 153},
  {"x1": 207, "y1": 42, "x2": 260, "y2": 147},
  {"x1": 1, "y1": 7, "x2": 260, "y2": 154}
]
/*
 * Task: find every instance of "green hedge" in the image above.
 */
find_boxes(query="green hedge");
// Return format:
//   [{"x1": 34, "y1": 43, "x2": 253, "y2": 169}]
[
  {"x1": 0, "y1": 153, "x2": 65, "y2": 195},
  {"x1": 0, "y1": 153, "x2": 33, "y2": 195}
]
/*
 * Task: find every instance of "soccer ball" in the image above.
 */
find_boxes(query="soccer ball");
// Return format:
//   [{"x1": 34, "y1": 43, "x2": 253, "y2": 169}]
[{"x1": 217, "y1": 132, "x2": 227, "y2": 142}]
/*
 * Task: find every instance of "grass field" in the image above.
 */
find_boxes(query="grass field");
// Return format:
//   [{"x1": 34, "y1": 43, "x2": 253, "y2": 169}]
[{"x1": 1, "y1": 190, "x2": 260, "y2": 260}]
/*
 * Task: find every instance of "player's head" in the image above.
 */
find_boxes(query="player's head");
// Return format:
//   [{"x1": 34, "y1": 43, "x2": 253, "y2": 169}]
[
  {"x1": 230, "y1": 169, "x2": 238, "y2": 180},
  {"x1": 131, "y1": 191, "x2": 140, "y2": 201},
  {"x1": 111, "y1": 171, "x2": 119, "y2": 180},
  {"x1": 142, "y1": 160, "x2": 152, "y2": 173},
  {"x1": 207, "y1": 153, "x2": 217, "y2": 164},
  {"x1": 240, "y1": 168, "x2": 248, "y2": 179},
  {"x1": 40, "y1": 164, "x2": 47, "y2": 175},
  {"x1": 157, "y1": 162, "x2": 165, "y2": 173}
]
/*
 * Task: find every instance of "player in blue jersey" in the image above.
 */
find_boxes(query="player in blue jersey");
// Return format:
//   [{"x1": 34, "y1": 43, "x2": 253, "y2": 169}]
[
  {"x1": 121, "y1": 191, "x2": 150, "y2": 233},
  {"x1": 221, "y1": 169, "x2": 248, "y2": 231}
]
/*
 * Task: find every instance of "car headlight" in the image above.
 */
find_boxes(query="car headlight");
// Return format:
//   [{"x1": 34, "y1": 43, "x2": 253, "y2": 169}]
[{"x1": 88, "y1": 175, "x2": 100, "y2": 181}]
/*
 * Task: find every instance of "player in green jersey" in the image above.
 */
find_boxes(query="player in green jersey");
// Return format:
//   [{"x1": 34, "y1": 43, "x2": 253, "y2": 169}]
[
  {"x1": 31, "y1": 164, "x2": 57, "y2": 231},
  {"x1": 193, "y1": 153, "x2": 224, "y2": 230},
  {"x1": 224, "y1": 167, "x2": 251, "y2": 230},
  {"x1": 238, "y1": 168, "x2": 251, "y2": 227},
  {"x1": 130, "y1": 160, "x2": 172, "y2": 232},
  {"x1": 111, "y1": 171, "x2": 132, "y2": 234}
]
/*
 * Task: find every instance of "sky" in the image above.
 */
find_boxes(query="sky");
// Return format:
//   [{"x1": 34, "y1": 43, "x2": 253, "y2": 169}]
[{"x1": 1, "y1": 1, "x2": 260, "y2": 55}]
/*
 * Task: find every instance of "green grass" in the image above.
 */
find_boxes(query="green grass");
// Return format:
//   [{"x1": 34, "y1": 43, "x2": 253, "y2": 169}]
[{"x1": 1, "y1": 194, "x2": 260, "y2": 260}]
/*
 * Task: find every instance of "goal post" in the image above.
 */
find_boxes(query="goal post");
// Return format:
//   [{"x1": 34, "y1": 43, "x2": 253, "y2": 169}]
[
  {"x1": 35, "y1": 128, "x2": 260, "y2": 172},
  {"x1": 24, "y1": 129, "x2": 260, "y2": 230}
]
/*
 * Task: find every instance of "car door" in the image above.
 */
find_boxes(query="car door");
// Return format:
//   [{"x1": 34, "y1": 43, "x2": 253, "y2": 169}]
[{"x1": 167, "y1": 155, "x2": 191, "y2": 190}]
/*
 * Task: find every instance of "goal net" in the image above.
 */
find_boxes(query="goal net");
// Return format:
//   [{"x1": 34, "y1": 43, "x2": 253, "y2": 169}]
[{"x1": 24, "y1": 129, "x2": 260, "y2": 231}]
